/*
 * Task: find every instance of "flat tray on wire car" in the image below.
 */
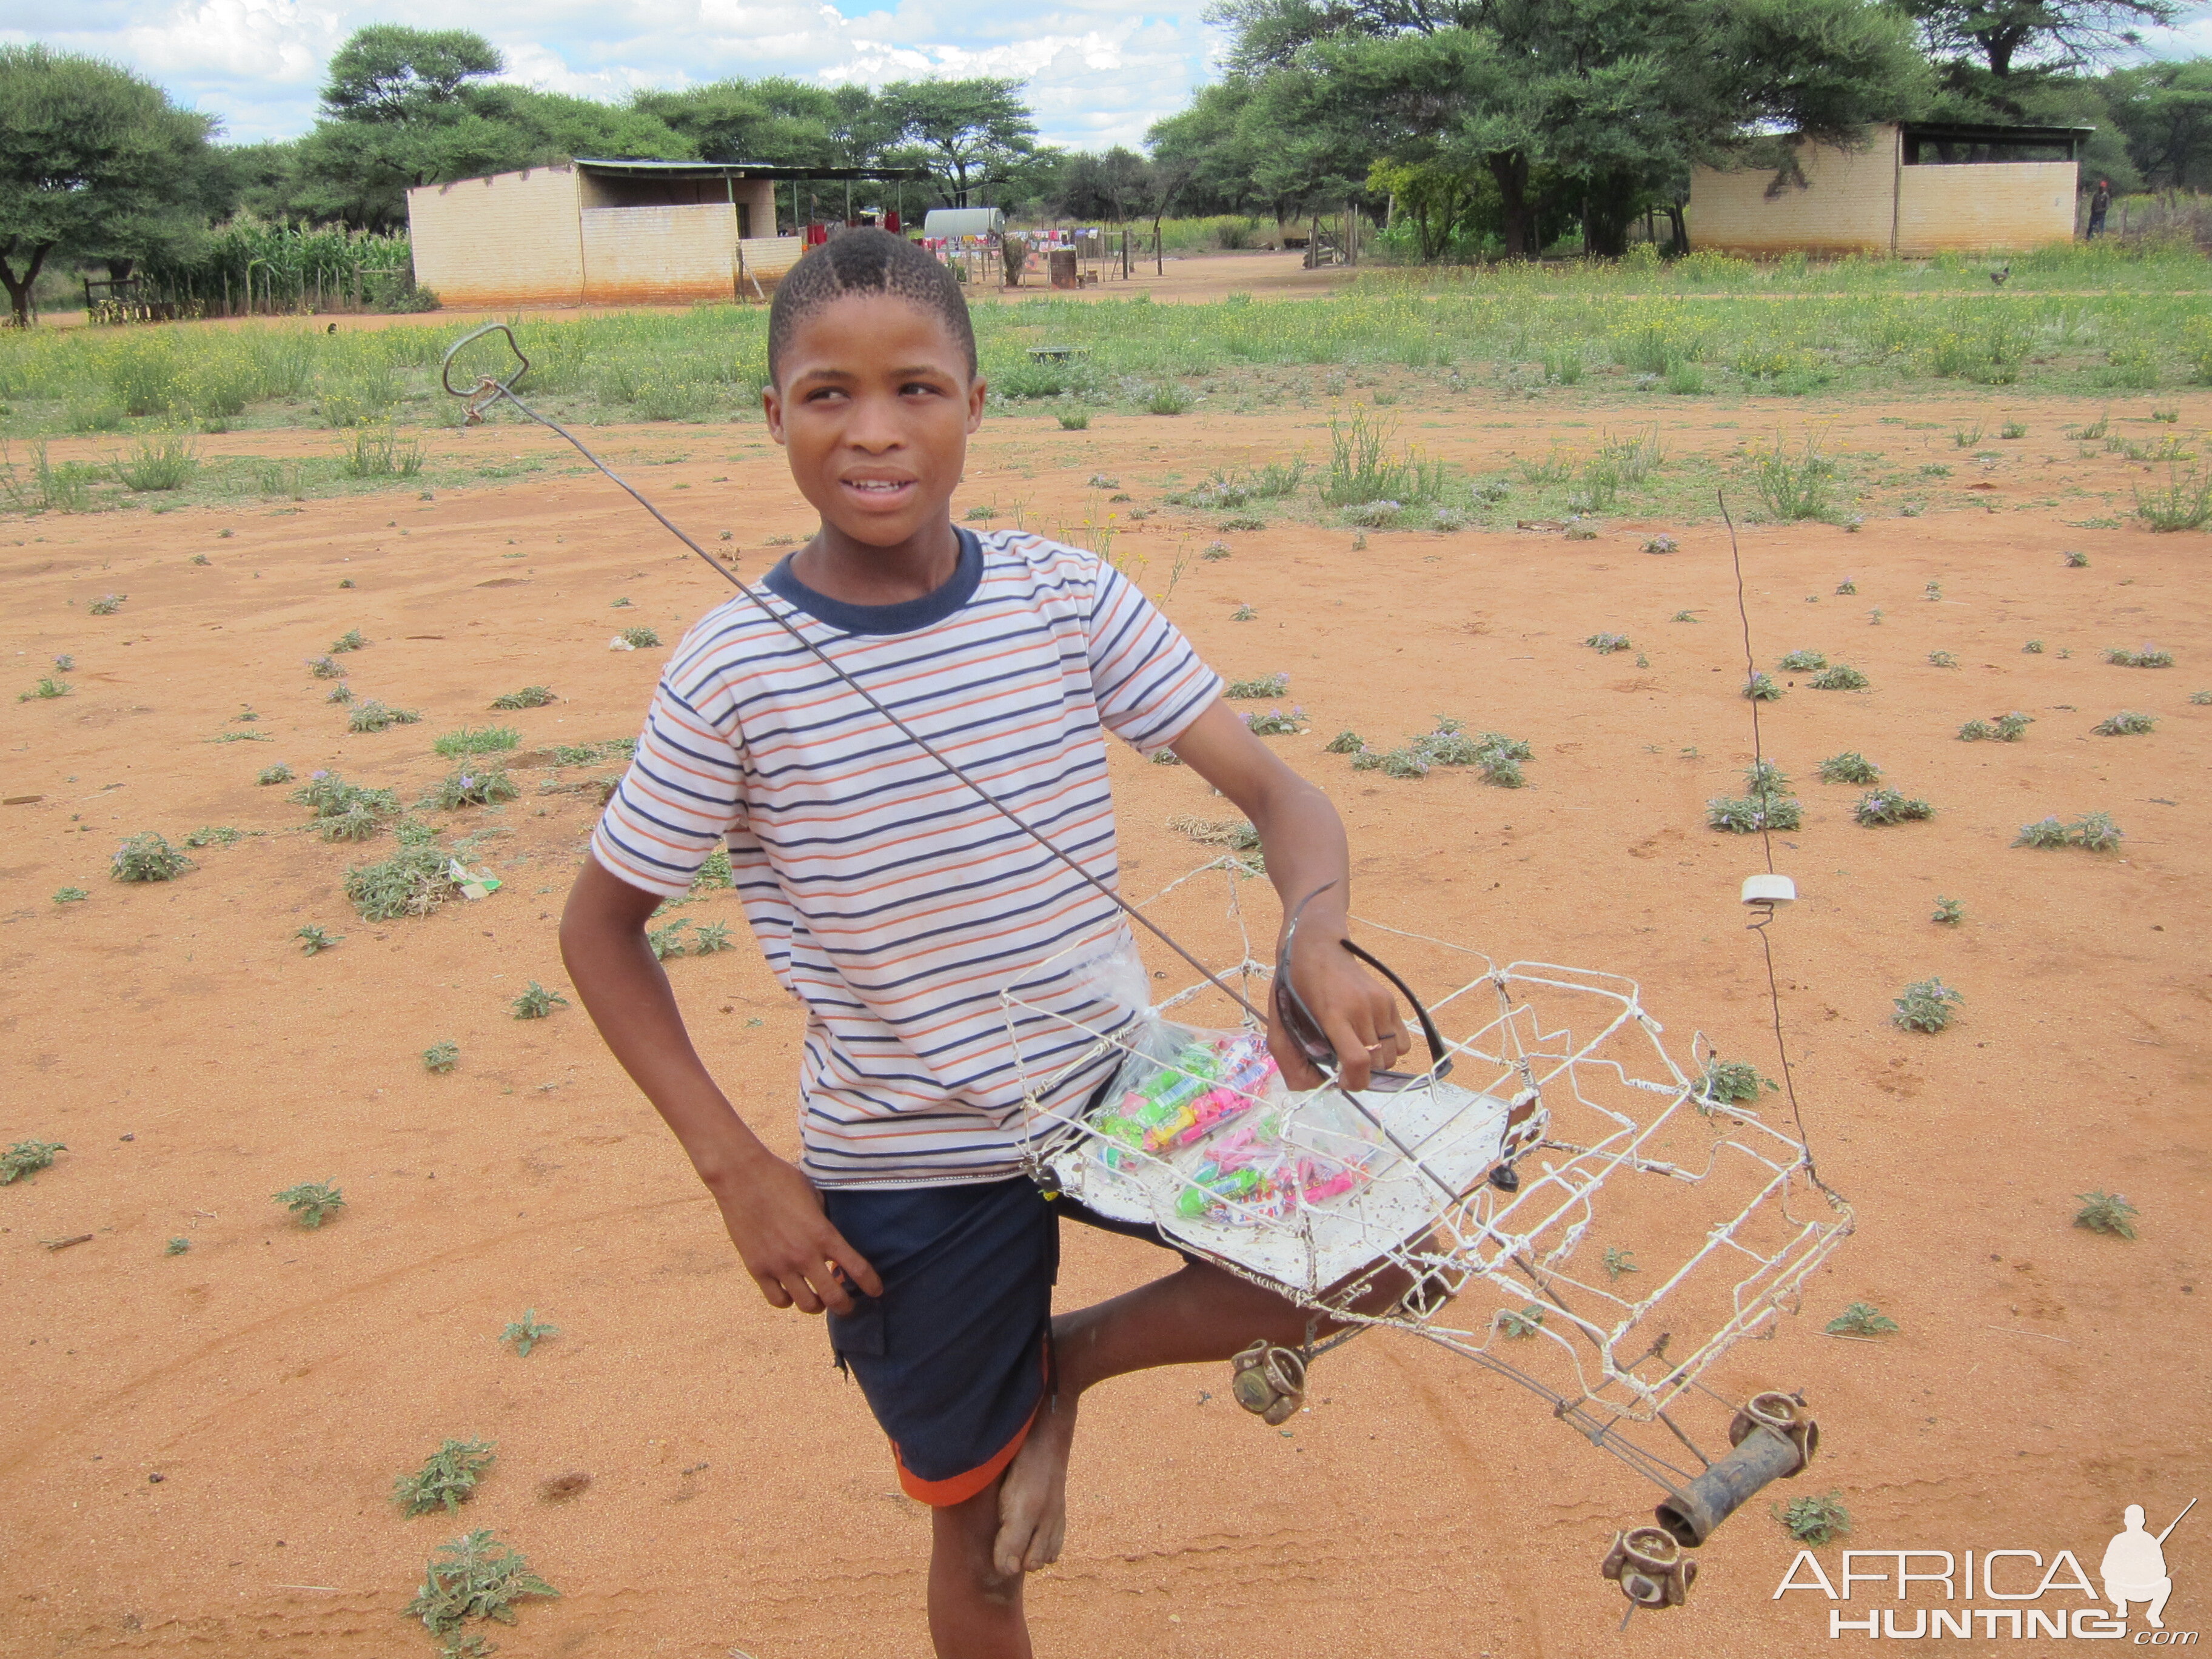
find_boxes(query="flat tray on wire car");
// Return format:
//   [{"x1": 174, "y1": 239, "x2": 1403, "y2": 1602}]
[{"x1": 1042, "y1": 1074, "x2": 1546, "y2": 1299}]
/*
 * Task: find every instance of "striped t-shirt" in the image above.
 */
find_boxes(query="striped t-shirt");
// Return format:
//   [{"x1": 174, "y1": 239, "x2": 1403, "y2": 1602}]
[{"x1": 591, "y1": 528, "x2": 1222, "y2": 1188}]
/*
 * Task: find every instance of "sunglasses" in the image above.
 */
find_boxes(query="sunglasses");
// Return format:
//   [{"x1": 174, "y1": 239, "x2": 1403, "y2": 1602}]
[{"x1": 1272, "y1": 883, "x2": 1453, "y2": 1092}]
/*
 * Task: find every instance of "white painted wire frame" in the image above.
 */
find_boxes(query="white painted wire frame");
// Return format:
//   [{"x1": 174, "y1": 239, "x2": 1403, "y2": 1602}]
[{"x1": 1003, "y1": 859, "x2": 1854, "y2": 1496}]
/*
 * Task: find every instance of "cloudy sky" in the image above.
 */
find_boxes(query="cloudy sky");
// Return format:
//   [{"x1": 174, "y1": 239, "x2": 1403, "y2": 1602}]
[
  {"x1": 1, "y1": 1, "x2": 2207, "y2": 155},
  {"x1": 0, "y1": 0, "x2": 1227, "y2": 150}
]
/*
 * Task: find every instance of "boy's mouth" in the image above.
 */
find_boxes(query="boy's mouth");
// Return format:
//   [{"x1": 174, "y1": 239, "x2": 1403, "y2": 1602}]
[{"x1": 840, "y1": 475, "x2": 918, "y2": 507}]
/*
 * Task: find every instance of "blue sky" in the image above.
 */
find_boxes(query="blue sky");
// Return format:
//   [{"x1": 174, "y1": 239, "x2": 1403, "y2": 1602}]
[{"x1": 1, "y1": 1, "x2": 2207, "y2": 155}]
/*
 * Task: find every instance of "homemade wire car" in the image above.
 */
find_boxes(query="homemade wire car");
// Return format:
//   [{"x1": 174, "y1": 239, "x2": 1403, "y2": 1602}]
[{"x1": 1006, "y1": 860, "x2": 1852, "y2": 1614}]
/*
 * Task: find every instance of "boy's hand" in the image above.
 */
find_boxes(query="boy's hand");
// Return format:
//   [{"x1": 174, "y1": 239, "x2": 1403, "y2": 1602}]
[
  {"x1": 1272, "y1": 922, "x2": 1409, "y2": 1094},
  {"x1": 708, "y1": 1151, "x2": 883, "y2": 1315}
]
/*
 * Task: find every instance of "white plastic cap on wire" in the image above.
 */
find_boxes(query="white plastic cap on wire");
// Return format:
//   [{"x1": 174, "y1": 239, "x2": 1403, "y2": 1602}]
[{"x1": 1741, "y1": 874, "x2": 1797, "y2": 905}]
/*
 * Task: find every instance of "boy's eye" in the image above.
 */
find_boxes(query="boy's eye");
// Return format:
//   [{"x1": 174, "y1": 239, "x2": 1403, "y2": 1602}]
[{"x1": 901, "y1": 380, "x2": 941, "y2": 397}]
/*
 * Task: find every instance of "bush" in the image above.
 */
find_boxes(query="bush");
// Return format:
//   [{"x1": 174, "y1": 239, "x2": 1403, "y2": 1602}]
[
  {"x1": 1809, "y1": 665, "x2": 1869, "y2": 691},
  {"x1": 346, "y1": 825, "x2": 465, "y2": 920},
  {"x1": 1854, "y1": 788, "x2": 1934, "y2": 825},
  {"x1": 112, "y1": 833, "x2": 193, "y2": 882},
  {"x1": 1892, "y1": 978, "x2": 1962, "y2": 1033},
  {"x1": 1817, "y1": 751, "x2": 1879, "y2": 785},
  {"x1": 348, "y1": 700, "x2": 422, "y2": 734}
]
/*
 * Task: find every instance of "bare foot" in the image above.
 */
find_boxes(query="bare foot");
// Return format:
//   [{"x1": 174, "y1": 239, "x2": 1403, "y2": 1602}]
[{"x1": 993, "y1": 1386, "x2": 1076, "y2": 1577}]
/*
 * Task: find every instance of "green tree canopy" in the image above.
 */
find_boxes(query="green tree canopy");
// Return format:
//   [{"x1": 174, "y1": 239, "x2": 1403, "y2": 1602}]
[
  {"x1": 1901, "y1": 0, "x2": 2180, "y2": 90},
  {"x1": 877, "y1": 78, "x2": 1037, "y2": 204},
  {"x1": 1202, "y1": 0, "x2": 1931, "y2": 256},
  {"x1": 292, "y1": 27, "x2": 691, "y2": 229},
  {"x1": 0, "y1": 44, "x2": 215, "y2": 323}
]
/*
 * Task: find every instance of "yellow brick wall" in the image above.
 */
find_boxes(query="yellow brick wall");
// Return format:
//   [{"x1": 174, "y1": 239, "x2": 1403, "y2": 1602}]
[
  {"x1": 406, "y1": 168, "x2": 585, "y2": 306},
  {"x1": 1688, "y1": 131, "x2": 1899, "y2": 255},
  {"x1": 580, "y1": 204, "x2": 739, "y2": 304},
  {"x1": 1895, "y1": 162, "x2": 2077, "y2": 253}
]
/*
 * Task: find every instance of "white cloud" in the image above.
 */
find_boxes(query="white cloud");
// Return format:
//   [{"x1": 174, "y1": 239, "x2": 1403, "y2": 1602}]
[{"x1": 0, "y1": 0, "x2": 1225, "y2": 148}]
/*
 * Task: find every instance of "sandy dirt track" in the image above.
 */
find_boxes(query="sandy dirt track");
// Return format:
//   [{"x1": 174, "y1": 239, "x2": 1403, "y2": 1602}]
[{"x1": 1, "y1": 385, "x2": 2207, "y2": 1658}]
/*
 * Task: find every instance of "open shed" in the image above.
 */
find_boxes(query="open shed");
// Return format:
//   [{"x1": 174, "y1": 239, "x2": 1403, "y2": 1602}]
[
  {"x1": 1688, "y1": 122, "x2": 2090, "y2": 256},
  {"x1": 406, "y1": 159, "x2": 931, "y2": 308}
]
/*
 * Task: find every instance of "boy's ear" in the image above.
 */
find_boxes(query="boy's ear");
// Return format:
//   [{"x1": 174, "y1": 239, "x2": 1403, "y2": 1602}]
[
  {"x1": 762, "y1": 380, "x2": 787, "y2": 446},
  {"x1": 967, "y1": 375, "x2": 987, "y2": 434}
]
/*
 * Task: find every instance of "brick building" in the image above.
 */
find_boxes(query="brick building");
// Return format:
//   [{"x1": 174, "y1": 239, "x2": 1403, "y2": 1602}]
[
  {"x1": 406, "y1": 159, "x2": 929, "y2": 307},
  {"x1": 1687, "y1": 122, "x2": 2090, "y2": 256}
]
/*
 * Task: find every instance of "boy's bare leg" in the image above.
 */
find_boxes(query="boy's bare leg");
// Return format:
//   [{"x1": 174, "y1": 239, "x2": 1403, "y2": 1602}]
[
  {"x1": 994, "y1": 1258, "x2": 1387, "y2": 1577},
  {"x1": 933, "y1": 1481, "x2": 1032, "y2": 1659}
]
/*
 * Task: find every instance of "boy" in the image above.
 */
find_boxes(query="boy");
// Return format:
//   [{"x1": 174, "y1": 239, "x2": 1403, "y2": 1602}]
[{"x1": 561, "y1": 228, "x2": 1409, "y2": 1657}]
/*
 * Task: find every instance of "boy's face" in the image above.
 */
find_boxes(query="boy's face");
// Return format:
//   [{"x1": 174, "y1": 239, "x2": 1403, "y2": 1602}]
[{"x1": 763, "y1": 294, "x2": 985, "y2": 549}]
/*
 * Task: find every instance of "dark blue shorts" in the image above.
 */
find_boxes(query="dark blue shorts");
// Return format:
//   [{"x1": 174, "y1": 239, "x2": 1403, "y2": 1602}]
[{"x1": 822, "y1": 1176, "x2": 1181, "y2": 1506}]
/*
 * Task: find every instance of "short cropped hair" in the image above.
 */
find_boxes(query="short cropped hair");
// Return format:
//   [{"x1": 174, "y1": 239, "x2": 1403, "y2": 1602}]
[{"x1": 766, "y1": 227, "x2": 977, "y2": 384}]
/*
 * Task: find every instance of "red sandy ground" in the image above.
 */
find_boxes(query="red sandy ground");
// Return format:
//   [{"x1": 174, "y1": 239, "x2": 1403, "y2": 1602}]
[{"x1": 1, "y1": 381, "x2": 2206, "y2": 1658}]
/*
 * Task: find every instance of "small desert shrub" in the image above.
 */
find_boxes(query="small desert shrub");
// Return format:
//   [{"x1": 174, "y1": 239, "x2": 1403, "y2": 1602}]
[
  {"x1": 52, "y1": 886, "x2": 88, "y2": 903},
  {"x1": 395, "y1": 1439, "x2": 498, "y2": 1517},
  {"x1": 619, "y1": 626, "x2": 661, "y2": 648},
  {"x1": 1146, "y1": 383, "x2": 1195, "y2": 415},
  {"x1": 1057, "y1": 411, "x2": 1090, "y2": 430},
  {"x1": 1342, "y1": 498, "x2": 1403, "y2": 528},
  {"x1": 1498, "y1": 1305, "x2": 1544, "y2": 1339},
  {"x1": 1855, "y1": 788, "x2": 1933, "y2": 825},
  {"x1": 112, "y1": 434, "x2": 199, "y2": 491},
  {"x1": 1242, "y1": 706, "x2": 1304, "y2": 736},
  {"x1": 1225, "y1": 672, "x2": 1290, "y2": 699},
  {"x1": 1695, "y1": 1058, "x2": 1776, "y2": 1108},
  {"x1": 1776, "y1": 1492, "x2": 1852, "y2": 1546},
  {"x1": 1323, "y1": 730, "x2": 1364, "y2": 754},
  {"x1": 1776, "y1": 649, "x2": 1827, "y2": 672},
  {"x1": 1743, "y1": 672, "x2": 1783, "y2": 700},
  {"x1": 2092, "y1": 710, "x2": 2156, "y2": 736},
  {"x1": 691, "y1": 846, "x2": 734, "y2": 890},
  {"x1": 185, "y1": 824, "x2": 245, "y2": 847},
  {"x1": 1644, "y1": 535, "x2": 1678, "y2": 555},
  {"x1": 424, "y1": 769, "x2": 518, "y2": 809},
  {"x1": 693, "y1": 920, "x2": 734, "y2": 953},
  {"x1": 501, "y1": 1309, "x2": 560, "y2": 1356},
  {"x1": 2133, "y1": 457, "x2": 2212, "y2": 531},
  {"x1": 1927, "y1": 650, "x2": 1959, "y2": 668},
  {"x1": 2014, "y1": 816, "x2": 2071, "y2": 848},
  {"x1": 491, "y1": 686, "x2": 555, "y2": 710},
  {"x1": 342, "y1": 425, "x2": 423, "y2": 478},
  {"x1": 1708, "y1": 794, "x2": 1802, "y2": 833},
  {"x1": 329, "y1": 629, "x2": 367, "y2": 652},
  {"x1": 2194, "y1": 690, "x2": 2212, "y2": 705},
  {"x1": 434, "y1": 726, "x2": 521, "y2": 758},
  {"x1": 1958, "y1": 719, "x2": 1996, "y2": 741},
  {"x1": 326, "y1": 685, "x2": 355, "y2": 705},
  {"x1": 256, "y1": 763, "x2": 293, "y2": 786},
  {"x1": 18, "y1": 675, "x2": 69, "y2": 701},
  {"x1": 1751, "y1": 435, "x2": 1835, "y2": 520},
  {"x1": 349, "y1": 700, "x2": 422, "y2": 734},
  {"x1": 2106, "y1": 646, "x2": 2174, "y2": 668},
  {"x1": 423, "y1": 1041, "x2": 460, "y2": 1073},
  {"x1": 2064, "y1": 549, "x2": 2090, "y2": 567},
  {"x1": 274, "y1": 1179, "x2": 346, "y2": 1227},
  {"x1": 295, "y1": 923, "x2": 342, "y2": 955},
  {"x1": 2073, "y1": 1191, "x2": 2138, "y2": 1239},
  {"x1": 1992, "y1": 712, "x2": 2033, "y2": 740},
  {"x1": 1168, "y1": 814, "x2": 1262, "y2": 851},
  {"x1": 1584, "y1": 632, "x2": 1632, "y2": 655},
  {"x1": 1231, "y1": 604, "x2": 1258, "y2": 621},
  {"x1": 346, "y1": 825, "x2": 466, "y2": 920},
  {"x1": 306, "y1": 655, "x2": 346, "y2": 680},
  {"x1": 511, "y1": 980, "x2": 568, "y2": 1019},
  {"x1": 1932, "y1": 896, "x2": 1963, "y2": 925},
  {"x1": 646, "y1": 918, "x2": 690, "y2": 960},
  {"x1": 1892, "y1": 978, "x2": 1962, "y2": 1032},
  {"x1": 1825, "y1": 1301, "x2": 1899, "y2": 1336},
  {"x1": 1, "y1": 1139, "x2": 65, "y2": 1183},
  {"x1": 88, "y1": 593, "x2": 126, "y2": 615},
  {"x1": 405, "y1": 1529, "x2": 558, "y2": 1637},
  {"x1": 112, "y1": 833, "x2": 193, "y2": 883},
  {"x1": 294, "y1": 773, "x2": 400, "y2": 839},
  {"x1": 2071, "y1": 811, "x2": 2125, "y2": 851}
]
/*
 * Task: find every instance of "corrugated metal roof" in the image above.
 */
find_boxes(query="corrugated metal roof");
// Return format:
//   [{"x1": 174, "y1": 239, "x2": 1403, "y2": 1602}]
[{"x1": 574, "y1": 158, "x2": 934, "y2": 182}]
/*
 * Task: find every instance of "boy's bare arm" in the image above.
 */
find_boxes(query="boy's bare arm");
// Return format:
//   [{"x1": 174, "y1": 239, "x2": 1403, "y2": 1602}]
[
  {"x1": 1166, "y1": 698, "x2": 1410, "y2": 1091},
  {"x1": 558, "y1": 858, "x2": 881, "y2": 1315}
]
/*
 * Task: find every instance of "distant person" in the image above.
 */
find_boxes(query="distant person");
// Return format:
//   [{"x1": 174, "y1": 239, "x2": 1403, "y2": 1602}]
[
  {"x1": 2101, "y1": 1504, "x2": 2173, "y2": 1627},
  {"x1": 558, "y1": 226, "x2": 1413, "y2": 1658},
  {"x1": 2087, "y1": 178, "x2": 2112, "y2": 239}
]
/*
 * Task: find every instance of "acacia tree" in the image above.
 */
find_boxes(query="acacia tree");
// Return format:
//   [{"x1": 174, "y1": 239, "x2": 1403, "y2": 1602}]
[
  {"x1": 1213, "y1": 0, "x2": 1930, "y2": 258},
  {"x1": 0, "y1": 45, "x2": 214, "y2": 324},
  {"x1": 293, "y1": 27, "x2": 689, "y2": 229},
  {"x1": 1901, "y1": 0, "x2": 2180, "y2": 83},
  {"x1": 877, "y1": 78, "x2": 1037, "y2": 205}
]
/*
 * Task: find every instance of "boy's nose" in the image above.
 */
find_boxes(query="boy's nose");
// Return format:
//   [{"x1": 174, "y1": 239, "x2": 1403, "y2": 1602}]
[{"x1": 843, "y1": 394, "x2": 907, "y2": 452}]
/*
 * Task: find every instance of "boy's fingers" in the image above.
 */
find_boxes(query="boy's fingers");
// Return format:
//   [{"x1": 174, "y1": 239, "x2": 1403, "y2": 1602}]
[{"x1": 830, "y1": 1238, "x2": 884, "y2": 1301}]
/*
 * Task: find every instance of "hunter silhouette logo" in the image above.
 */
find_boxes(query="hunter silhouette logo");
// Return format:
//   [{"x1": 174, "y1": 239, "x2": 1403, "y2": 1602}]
[{"x1": 2105, "y1": 1500, "x2": 2193, "y2": 1631}]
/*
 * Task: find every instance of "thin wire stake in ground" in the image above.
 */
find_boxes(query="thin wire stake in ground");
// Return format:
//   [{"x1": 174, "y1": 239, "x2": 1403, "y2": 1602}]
[{"x1": 439, "y1": 323, "x2": 1265, "y2": 1024}]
